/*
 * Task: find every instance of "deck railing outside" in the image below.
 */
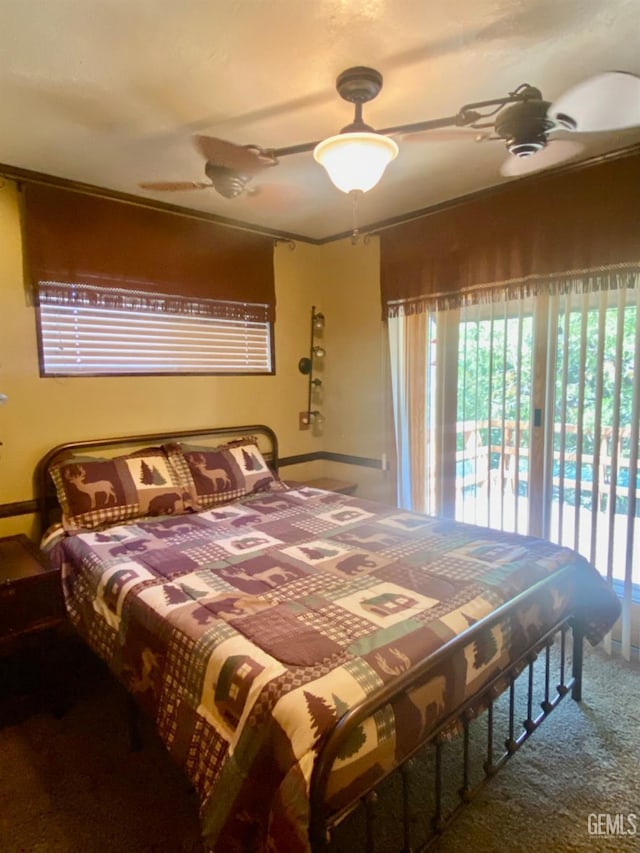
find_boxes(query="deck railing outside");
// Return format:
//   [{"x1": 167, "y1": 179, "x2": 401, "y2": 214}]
[
  {"x1": 454, "y1": 419, "x2": 640, "y2": 586},
  {"x1": 455, "y1": 419, "x2": 640, "y2": 508}
]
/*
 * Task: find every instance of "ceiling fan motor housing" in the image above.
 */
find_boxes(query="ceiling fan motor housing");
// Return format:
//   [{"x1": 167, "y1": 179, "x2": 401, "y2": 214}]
[
  {"x1": 495, "y1": 95, "x2": 555, "y2": 157},
  {"x1": 336, "y1": 67, "x2": 384, "y2": 104},
  {"x1": 335, "y1": 67, "x2": 385, "y2": 135},
  {"x1": 204, "y1": 162, "x2": 252, "y2": 198}
]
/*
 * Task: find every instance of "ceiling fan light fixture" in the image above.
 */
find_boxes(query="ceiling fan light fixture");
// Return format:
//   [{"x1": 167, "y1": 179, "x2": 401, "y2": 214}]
[{"x1": 313, "y1": 132, "x2": 399, "y2": 193}]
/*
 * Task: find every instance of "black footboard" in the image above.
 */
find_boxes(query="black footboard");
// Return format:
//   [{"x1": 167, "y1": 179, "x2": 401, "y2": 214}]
[{"x1": 309, "y1": 565, "x2": 585, "y2": 852}]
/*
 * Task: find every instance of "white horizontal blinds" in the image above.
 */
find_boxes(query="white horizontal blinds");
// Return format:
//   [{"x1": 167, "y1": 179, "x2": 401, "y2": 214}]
[
  {"x1": 547, "y1": 279, "x2": 640, "y2": 658},
  {"x1": 37, "y1": 282, "x2": 272, "y2": 375}
]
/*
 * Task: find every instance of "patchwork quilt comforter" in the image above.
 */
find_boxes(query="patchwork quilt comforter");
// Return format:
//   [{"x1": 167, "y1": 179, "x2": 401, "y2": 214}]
[{"x1": 48, "y1": 485, "x2": 620, "y2": 851}]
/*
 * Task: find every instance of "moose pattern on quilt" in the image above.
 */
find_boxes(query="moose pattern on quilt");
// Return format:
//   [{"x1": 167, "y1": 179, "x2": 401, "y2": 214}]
[{"x1": 51, "y1": 486, "x2": 620, "y2": 852}]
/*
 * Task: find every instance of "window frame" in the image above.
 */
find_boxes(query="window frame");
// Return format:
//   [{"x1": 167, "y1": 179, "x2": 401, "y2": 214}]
[{"x1": 34, "y1": 281, "x2": 275, "y2": 377}]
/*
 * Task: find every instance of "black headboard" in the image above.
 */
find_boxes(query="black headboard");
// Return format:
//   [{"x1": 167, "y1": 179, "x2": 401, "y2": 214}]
[{"x1": 35, "y1": 423, "x2": 278, "y2": 532}]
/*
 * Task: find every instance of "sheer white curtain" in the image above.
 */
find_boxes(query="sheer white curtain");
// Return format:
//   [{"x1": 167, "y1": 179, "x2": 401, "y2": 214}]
[{"x1": 388, "y1": 309, "x2": 435, "y2": 514}]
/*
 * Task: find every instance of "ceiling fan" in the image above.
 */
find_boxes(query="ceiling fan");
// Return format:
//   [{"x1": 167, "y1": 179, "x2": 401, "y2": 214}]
[{"x1": 139, "y1": 66, "x2": 640, "y2": 199}]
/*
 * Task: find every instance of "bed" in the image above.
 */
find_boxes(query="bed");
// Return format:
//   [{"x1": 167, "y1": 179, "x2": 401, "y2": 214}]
[{"x1": 38, "y1": 424, "x2": 621, "y2": 852}]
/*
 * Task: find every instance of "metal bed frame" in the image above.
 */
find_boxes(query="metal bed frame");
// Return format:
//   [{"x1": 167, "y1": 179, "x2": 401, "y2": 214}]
[
  {"x1": 309, "y1": 571, "x2": 583, "y2": 851},
  {"x1": 36, "y1": 423, "x2": 279, "y2": 531},
  {"x1": 36, "y1": 423, "x2": 585, "y2": 853}
]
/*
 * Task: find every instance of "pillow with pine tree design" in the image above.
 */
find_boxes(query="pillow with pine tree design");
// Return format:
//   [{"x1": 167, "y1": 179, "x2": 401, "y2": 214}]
[
  {"x1": 50, "y1": 447, "x2": 198, "y2": 532},
  {"x1": 165, "y1": 439, "x2": 283, "y2": 509}
]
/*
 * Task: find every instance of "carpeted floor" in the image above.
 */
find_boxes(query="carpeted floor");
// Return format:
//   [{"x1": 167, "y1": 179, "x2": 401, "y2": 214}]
[{"x1": 0, "y1": 638, "x2": 638, "y2": 852}]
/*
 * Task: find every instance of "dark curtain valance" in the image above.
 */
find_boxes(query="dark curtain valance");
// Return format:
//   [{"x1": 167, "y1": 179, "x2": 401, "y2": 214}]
[
  {"x1": 22, "y1": 183, "x2": 276, "y2": 321},
  {"x1": 381, "y1": 149, "x2": 640, "y2": 317}
]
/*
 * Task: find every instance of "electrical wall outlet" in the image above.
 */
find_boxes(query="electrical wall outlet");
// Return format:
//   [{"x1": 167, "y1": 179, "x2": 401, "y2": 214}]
[{"x1": 381, "y1": 452, "x2": 388, "y2": 471}]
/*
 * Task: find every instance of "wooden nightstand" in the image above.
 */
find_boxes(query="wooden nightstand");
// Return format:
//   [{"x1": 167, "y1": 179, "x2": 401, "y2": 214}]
[
  {"x1": 0, "y1": 534, "x2": 65, "y2": 646},
  {"x1": 0, "y1": 535, "x2": 66, "y2": 724},
  {"x1": 302, "y1": 477, "x2": 357, "y2": 496}
]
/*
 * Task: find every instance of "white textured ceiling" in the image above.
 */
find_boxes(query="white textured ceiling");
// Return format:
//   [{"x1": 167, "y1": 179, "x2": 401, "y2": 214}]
[{"x1": 1, "y1": 0, "x2": 639, "y2": 241}]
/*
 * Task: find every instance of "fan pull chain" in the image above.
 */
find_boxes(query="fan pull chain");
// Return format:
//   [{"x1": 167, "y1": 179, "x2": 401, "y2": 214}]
[{"x1": 350, "y1": 189, "x2": 361, "y2": 244}]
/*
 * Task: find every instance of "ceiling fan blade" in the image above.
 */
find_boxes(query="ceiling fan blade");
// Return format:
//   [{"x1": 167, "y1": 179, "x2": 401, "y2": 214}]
[
  {"x1": 500, "y1": 140, "x2": 584, "y2": 177},
  {"x1": 550, "y1": 71, "x2": 640, "y2": 132},
  {"x1": 138, "y1": 181, "x2": 213, "y2": 192},
  {"x1": 194, "y1": 135, "x2": 277, "y2": 172}
]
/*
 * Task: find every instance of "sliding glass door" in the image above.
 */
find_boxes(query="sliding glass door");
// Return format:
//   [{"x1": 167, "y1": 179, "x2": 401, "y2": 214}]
[
  {"x1": 449, "y1": 297, "x2": 535, "y2": 535},
  {"x1": 543, "y1": 284, "x2": 639, "y2": 657},
  {"x1": 416, "y1": 277, "x2": 639, "y2": 656}
]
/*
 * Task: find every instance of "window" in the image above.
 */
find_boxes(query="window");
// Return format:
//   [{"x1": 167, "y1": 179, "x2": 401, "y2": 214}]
[
  {"x1": 23, "y1": 183, "x2": 277, "y2": 376},
  {"x1": 36, "y1": 282, "x2": 273, "y2": 376}
]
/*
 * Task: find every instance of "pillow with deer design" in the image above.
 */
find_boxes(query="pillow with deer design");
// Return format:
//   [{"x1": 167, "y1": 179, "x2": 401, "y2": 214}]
[
  {"x1": 50, "y1": 447, "x2": 198, "y2": 533},
  {"x1": 165, "y1": 439, "x2": 281, "y2": 510}
]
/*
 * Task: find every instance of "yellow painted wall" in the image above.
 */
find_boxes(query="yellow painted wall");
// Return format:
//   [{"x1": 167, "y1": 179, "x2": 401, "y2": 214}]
[
  {"x1": 0, "y1": 182, "x2": 393, "y2": 539},
  {"x1": 310, "y1": 237, "x2": 395, "y2": 504}
]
